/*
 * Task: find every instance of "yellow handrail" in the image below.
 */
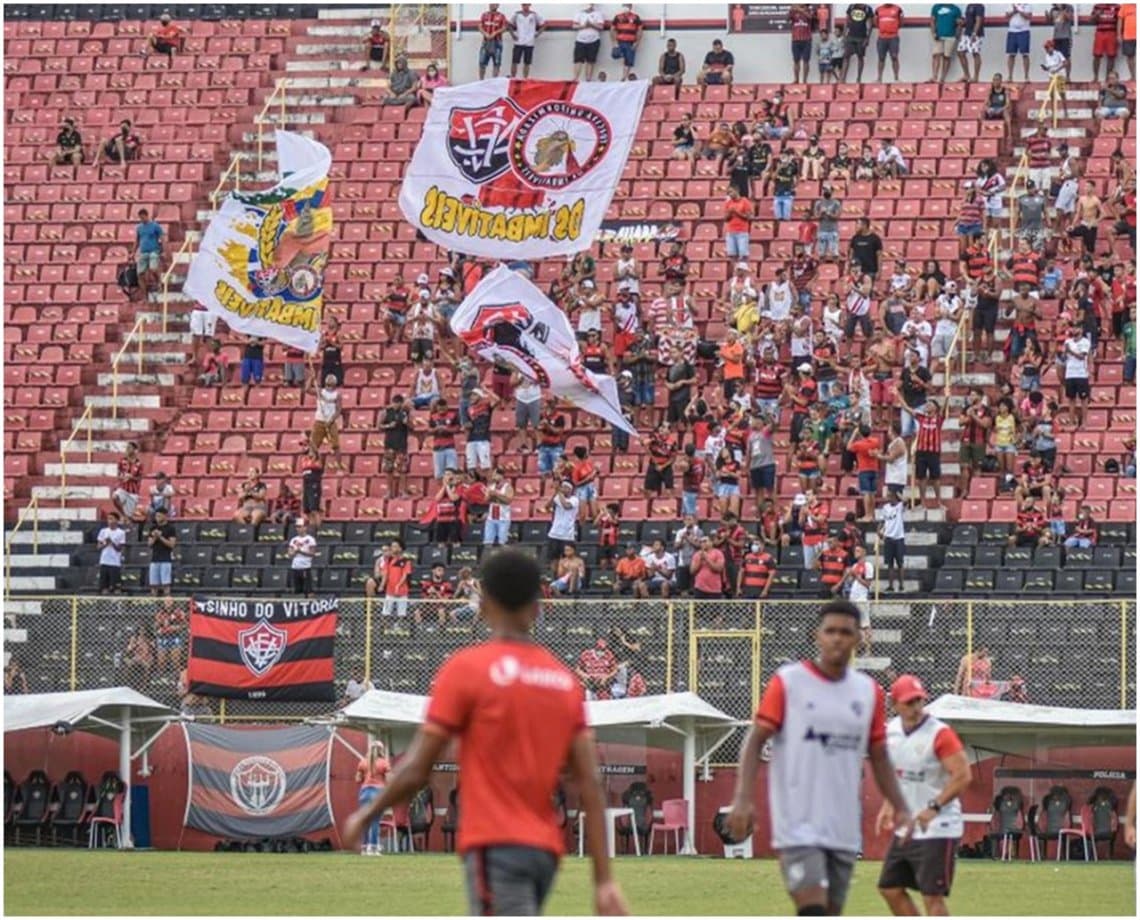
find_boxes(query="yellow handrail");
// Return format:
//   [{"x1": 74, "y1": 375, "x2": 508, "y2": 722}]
[
  {"x1": 4, "y1": 495, "x2": 39, "y2": 598},
  {"x1": 942, "y1": 309, "x2": 970, "y2": 401},
  {"x1": 987, "y1": 227, "x2": 1001, "y2": 273},
  {"x1": 1009, "y1": 75, "x2": 1063, "y2": 246},
  {"x1": 255, "y1": 77, "x2": 290, "y2": 176},
  {"x1": 159, "y1": 149, "x2": 245, "y2": 334},
  {"x1": 109, "y1": 316, "x2": 146, "y2": 420},
  {"x1": 57, "y1": 404, "x2": 94, "y2": 510}
]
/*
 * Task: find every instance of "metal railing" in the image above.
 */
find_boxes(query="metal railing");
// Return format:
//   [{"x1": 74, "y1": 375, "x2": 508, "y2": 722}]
[
  {"x1": 1007, "y1": 72, "x2": 1066, "y2": 241},
  {"x1": 159, "y1": 150, "x2": 245, "y2": 334},
  {"x1": 109, "y1": 316, "x2": 146, "y2": 420},
  {"x1": 255, "y1": 77, "x2": 289, "y2": 176},
  {"x1": 3, "y1": 496, "x2": 40, "y2": 597},
  {"x1": 55, "y1": 405, "x2": 94, "y2": 511}
]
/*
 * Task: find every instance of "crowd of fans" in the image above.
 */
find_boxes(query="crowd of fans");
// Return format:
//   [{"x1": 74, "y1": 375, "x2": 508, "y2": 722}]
[{"x1": 69, "y1": 6, "x2": 1134, "y2": 615}]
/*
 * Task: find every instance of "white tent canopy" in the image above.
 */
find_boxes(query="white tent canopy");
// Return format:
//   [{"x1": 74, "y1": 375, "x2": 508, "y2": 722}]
[
  {"x1": 4, "y1": 687, "x2": 178, "y2": 849},
  {"x1": 334, "y1": 690, "x2": 738, "y2": 854},
  {"x1": 925, "y1": 695, "x2": 1136, "y2": 755}
]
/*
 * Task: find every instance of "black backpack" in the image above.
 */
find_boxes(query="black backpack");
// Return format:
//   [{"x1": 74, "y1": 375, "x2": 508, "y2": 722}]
[{"x1": 117, "y1": 262, "x2": 139, "y2": 298}]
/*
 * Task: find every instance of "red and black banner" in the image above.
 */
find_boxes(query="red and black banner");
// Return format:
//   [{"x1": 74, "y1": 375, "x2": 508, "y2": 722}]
[
  {"x1": 183, "y1": 724, "x2": 334, "y2": 839},
  {"x1": 187, "y1": 597, "x2": 337, "y2": 702}
]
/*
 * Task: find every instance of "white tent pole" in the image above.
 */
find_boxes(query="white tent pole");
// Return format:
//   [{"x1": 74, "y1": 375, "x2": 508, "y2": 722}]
[
  {"x1": 120, "y1": 712, "x2": 133, "y2": 849},
  {"x1": 682, "y1": 728, "x2": 696, "y2": 855}
]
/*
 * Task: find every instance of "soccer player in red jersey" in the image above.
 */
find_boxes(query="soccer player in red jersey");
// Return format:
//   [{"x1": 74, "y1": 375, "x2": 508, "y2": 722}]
[
  {"x1": 344, "y1": 549, "x2": 628, "y2": 917},
  {"x1": 728, "y1": 599, "x2": 913, "y2": 916}
]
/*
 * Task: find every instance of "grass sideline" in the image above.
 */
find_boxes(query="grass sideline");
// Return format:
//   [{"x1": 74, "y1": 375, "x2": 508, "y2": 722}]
[{"x1": 3, "y1": 851, "x2": 1135, "y2": 916}]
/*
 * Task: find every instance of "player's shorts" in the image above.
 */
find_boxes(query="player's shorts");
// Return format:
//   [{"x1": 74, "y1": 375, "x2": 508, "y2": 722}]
[
  {"x1": 958, "y1": 34, "x2": 982, "y2": 54},
  {"x1": 791, "y1": 39, "x2": 812, "y2": 63},
  {"x1": 930, "y1": 36, "x2": 952, "y2": 57},
  {"x1": 1093, "y1": 32, "x2": 1118, "y2": 57},
  {"x1": 1005, "y1": 30, "x2": 1030, "y2": 55},
  {"x1": 878, "y1": 36, "x2": 900, "y2": 58},
  {"x1": 915, "y1": 450, "x2": 942, "y2": 480},
  {"x1": 464, "y1": 845, "x2": 558, "y2": 916},
  {"x1": 778, "y1": 846, "x2": 858, "y2": 910},
  {"x1": 878, "y1": 835, "x2": 959, "y2": 897},
  {"x1": 1064, "y1": 377, "x2": 1090, "y2": 400},
  {"x1": 573, "y1": 39, "x2": 600, "y2": 64}
]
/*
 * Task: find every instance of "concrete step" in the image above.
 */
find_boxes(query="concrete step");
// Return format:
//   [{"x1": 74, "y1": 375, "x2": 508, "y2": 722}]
[
  {"x1": 6, "y1": 554, "x2": 73, "y2": 568},
  {"x1": 7, "y1": 531, "x2": 84, "y2": 547},
  {"x1": 43, "y1": 462, "x2": 118, "y2": 478},
  {"x1": 32, "y1": 485, "x2": 111, "y2": 501},
  {"x1": 280, "y1": 93, "x2": 357, "y2": 106},
  {"x1": 7, "y1": 576, "x2": 58, "y2": 592},
  {"x1": 84, "y1": 395, "x2": 163, "y2": 410},
  {"x1": 138, "y1": 352, "x2": 192, "y2": 366},
  {"x1": 5, "y1": 600, "x2": 44, "y2": 615},
  {"x1": 5, "y1": 628, "x2": 28, "y2": 644},
  {"x1": 1032, "y1": 89, "x2": 1098, "y2": 102},
  {"x1": 62, "y1": 439, "x2": 132, "y2": 454},
  {"x1": 22, "y1": 507, "x2": 98, "y2": 522},
  {"x1": 1018, "y1": 125, "x2": 1087, "y2": 139},
  {"x1": 74, "y1": 417, "x2": 151, "y2": 432},
  {"x1": 315, "y1": 8, "x2": 382, "y2": 20},
  {"x1": 97, "y1": 373, "x2": 179, "y2": 389},
  {"x1": 864, "y1": 530, "x2": 939, "y2": 547}
]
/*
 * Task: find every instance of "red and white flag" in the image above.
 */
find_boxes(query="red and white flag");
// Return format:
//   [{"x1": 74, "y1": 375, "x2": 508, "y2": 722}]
[
  {"x1": 400, "y1": 79, "x2": 648, "y2": 259},
  {"x1": 450, "y1": 266, "x2": 636, "y2": 435}
]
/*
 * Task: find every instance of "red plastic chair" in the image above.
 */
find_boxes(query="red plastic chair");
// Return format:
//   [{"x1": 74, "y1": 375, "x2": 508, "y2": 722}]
[
  {"x1": 649, "y1": 798, "x2": 689, "y2": 855},
  {"x1": 87, "y1": 791, "x2": 124, "y2": 849}
]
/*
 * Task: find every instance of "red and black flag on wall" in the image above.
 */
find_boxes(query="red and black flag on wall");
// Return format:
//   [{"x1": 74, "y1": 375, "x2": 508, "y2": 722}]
[
  {"x1": 182, "y1": 724, "x2": 335, "y2": 839},
  {"x1": 187, "y1": 597, "x2": 337, "y2": 702}
]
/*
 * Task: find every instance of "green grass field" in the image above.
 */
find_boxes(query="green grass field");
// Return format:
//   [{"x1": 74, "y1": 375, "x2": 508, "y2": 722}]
[{"x1": 3, "y1": 851, "x2": 1135, "y2": 916}]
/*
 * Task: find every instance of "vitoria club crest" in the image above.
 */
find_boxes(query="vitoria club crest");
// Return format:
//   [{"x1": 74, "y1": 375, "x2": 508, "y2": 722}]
[
  {"x1": 229, "y1": 755, "x2": 287, "y2": 816},
  {"x1": 238, "y1": 620, "x2": 288, "y2": 677},
  {"x1": 447, "y1": 97, "x2": 612, "y2": 190}
]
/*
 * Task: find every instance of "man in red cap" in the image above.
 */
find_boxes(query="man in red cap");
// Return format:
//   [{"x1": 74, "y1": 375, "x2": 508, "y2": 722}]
[{"x1": 876, "y1": 675, "x2": 973, "y2": 916}]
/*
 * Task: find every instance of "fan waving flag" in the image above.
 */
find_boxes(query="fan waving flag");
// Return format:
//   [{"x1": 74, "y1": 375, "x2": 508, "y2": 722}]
[
  {"x1": 450, "y1": 266, "x2": 635, "y2": 435},
  {"x1": 183, "y1": 131, "x2": 333, "y2": 354},
  {"x1": 399, "y1": 79, "x2": 648, "y2": 259},
  {"x1": 187, "y1": 596, "x2": 338, "y2": 702}
]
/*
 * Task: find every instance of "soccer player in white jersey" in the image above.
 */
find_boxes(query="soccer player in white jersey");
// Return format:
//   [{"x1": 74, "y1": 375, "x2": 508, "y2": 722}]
[
  {"x1": 876, "y1": 675, "x2": 972, "y2": 916},
  {"x1": 728, "y1": 600, "x2": 912, "y2": 916}
]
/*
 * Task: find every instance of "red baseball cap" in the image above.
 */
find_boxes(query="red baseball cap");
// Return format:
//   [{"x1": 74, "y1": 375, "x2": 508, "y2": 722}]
[{"x1": 890, "y1": 674, "x2": 928, "y2": 704}]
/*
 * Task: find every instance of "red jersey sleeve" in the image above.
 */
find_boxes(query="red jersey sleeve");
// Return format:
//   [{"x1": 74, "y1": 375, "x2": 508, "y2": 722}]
[
  {"x1": 933, "y1": 725, "x2": 965, "y2": 761},
  {"x1": 425, "y1": 654, "x2": 474, "y2": 736},
  {"x1": 755, "y1": 674, "x2": 786, "y2": 730},
  {"x1": 867, "y1": 681, "x2": 887, "y2": 749}
]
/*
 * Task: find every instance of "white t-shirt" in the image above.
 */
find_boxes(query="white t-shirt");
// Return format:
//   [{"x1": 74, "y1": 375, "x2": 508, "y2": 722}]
[
  {"x1": 1008, "y1": 4, "x2": 1032, "y2": 31},
  {"x1": 614, "y1": 299, "x2": 640, "y2": 335},
  {"x1": 902, "y1": 318, "x2": 932, "y2": 342},
  {"x1": 515, "y1": 380, "x2": 542, "y2": 404},
  {"x1": 877, "y1": 500, "x2": 907, "y2": 540},
  {"x1": 616, "y1": 257, "x2": 640, "y2": 293},
  {"x1": 847, "y1": 560, "x2": 874, "y2": 602},
  {"x1": 766, "y1": 281, "x2": 793, "y2": 321},
  {"x1": 884, "y1": 438, "x2": 908, "y2": 487},
  {"x1": 1043, "y1": 49, "x2": 1067, "y2": 76},
  {"x1": 408, "y1": 302, "x2": 437, "y2": 340},
  {"x1": 573, "y1": 7, "x2": 605, "y2": 42},
  {"x1": 511, "y1": 10, "x2": 544, "y2": 45},
  {"x1": 98, "y1": 527, "x2": 126, "y2": 567},
  {"x1": 315, "y1": 387, "x2": 339, "y2": 423},
  {"x1": 640, "y1": 549, "x2": 677, "y2": 578},
  {"x1": 548, "y1": 495, "x2": 580, "y2": 540},
  {"x1": 877, "y1": 145, "x2": 907, "y2": 170},
  {"x1": 823, "y1": 304, "x2": 844, "y2": 341},
  {"x1": 1064, "y1": 335, "x2": 1090, "y2": 378},
  {"x1": 886, "y1": 715, "x2": 965, "y2": 840},
  {"x1": 577, "y1": 304, "x2": 602, "y2": 333},
  {"x1": 790, "y1": 316, "x2": 813, "y2": 357},
  {"x1": 289, "y1": 534, "x2": 317, "y2": 570},
  {"x1": 935, "y1": 295, "x2": 961, "y2": 333}
]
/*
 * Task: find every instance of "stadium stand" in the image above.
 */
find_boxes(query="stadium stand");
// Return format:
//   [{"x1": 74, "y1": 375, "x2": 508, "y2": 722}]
[{"x1": 2, "y1": 5, "x2": 1136, "y2": 717}]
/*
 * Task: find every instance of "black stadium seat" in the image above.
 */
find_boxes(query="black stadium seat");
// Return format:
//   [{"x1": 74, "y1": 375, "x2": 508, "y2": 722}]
[
  {"x1": 964, "y1": 570, "x2": 995, "y2": 594},
  {"x1": 994, "y1": 570, "x2": 1023, "y2": 595},
  {"x1": 933, "y1": 569, "x2": 964, "y2": 594}
]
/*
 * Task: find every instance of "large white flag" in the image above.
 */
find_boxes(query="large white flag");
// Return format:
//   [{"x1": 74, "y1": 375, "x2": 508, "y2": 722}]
[
  {"x1": 183, "y1": 131, "x2": 333, "y2": 354},
  {"x1": 450, "y1": 266, "x2": 636, "y2": 435},
  {"x1": 400, "y1": 78, "x2": 648, "y2": 260}
]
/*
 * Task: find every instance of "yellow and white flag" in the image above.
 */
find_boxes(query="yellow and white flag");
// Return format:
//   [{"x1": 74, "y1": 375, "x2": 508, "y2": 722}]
[{"x1": 184, "y1": 131, "x2": 333, "y2": 353}]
